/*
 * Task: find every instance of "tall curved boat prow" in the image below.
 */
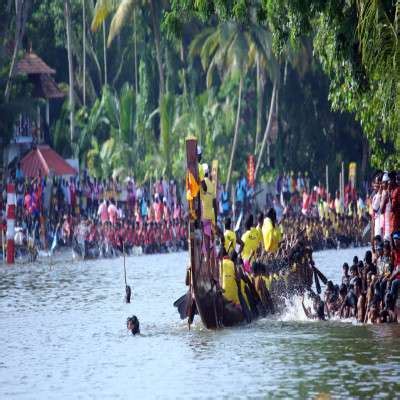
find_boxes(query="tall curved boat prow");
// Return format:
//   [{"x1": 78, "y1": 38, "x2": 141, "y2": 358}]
[{"x1": 185, "y1": 137, "x2": 221, "y2": 329}]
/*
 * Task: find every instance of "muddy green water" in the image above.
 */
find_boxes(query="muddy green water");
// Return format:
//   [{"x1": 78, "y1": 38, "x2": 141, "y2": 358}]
[{"x1": 0, "y1": 248, "x2": 399, "y2": 399}]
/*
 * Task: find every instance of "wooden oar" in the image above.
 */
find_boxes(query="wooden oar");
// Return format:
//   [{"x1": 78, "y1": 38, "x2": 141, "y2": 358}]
[
  {"x1": 234, "y1": 211, "x2": 243, "y2": 232},
  {"x1": 234, "y1": 266, "x2": 251, "y2": 323},
  {"x1": 362, "y1": 222, "x2": 371, "y2": 239},
  {"x1": 314, "y1": 268, "x2": 321, "y2": 294},
  {"x1": 312, "y1": 264, "x2": 328, "y2": 285}
]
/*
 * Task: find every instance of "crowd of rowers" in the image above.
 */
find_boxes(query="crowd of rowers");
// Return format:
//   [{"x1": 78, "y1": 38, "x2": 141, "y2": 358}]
[
  {"x1": 184, "y1": 210, "x2": 323, "y2": 324},
  {"x1": 71, "y1": 214, "x2": 188, "y2": 258},
  {"x1": 208, "y1": 212, "x2": 400, "y2": 325},
  {"x1": 279, "y1": 214, "x2": 368, "y2": 250},
  {"x1": 210, "y1": 170, "x2": 399, "y2": 325}
]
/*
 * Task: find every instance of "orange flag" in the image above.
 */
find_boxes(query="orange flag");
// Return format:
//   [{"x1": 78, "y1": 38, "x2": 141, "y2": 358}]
[{"x1": 186, "y1": 171, "x2": 199, "y2": 201}]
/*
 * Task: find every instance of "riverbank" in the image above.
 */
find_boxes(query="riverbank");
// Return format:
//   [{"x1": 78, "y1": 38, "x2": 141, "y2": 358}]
[{"x1": 1, "y1": 248, "x2": 399, "y2": 399}]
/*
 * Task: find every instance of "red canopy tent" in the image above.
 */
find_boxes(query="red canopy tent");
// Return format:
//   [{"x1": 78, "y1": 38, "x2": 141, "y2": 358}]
[{"x1": 21, "y1": 145, "x2": 76, "y2": 177}]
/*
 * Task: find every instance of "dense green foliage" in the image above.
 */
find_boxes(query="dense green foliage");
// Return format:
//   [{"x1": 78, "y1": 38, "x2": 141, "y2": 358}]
[
  {"x1": 166, "y1": 0, "x2": 400, "y2": 170},
  {"x1": 2, "y1": 0, "x2": 396, "y2": 188}
]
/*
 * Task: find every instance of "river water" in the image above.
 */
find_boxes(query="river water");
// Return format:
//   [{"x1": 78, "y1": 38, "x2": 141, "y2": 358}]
[{"x1": 1, "y1": 247, "x2": 399, "y2": 399}]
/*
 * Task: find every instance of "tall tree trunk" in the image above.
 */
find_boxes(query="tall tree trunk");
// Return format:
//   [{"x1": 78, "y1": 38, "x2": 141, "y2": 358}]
[
  {"x1": 82, "y1": 0, "x2": 86, "y2": 107},
  {"x1": 0, "y1": 1, "x2": 13, "y2": 54},
  {"x1": 133, "y1": 8, "x2": 138, "y2": 96},
  {"x1": 102, "y1": 20, "x2": 107, "y2": 85},
  {"x1": 254, "y1": 81, "x2": 277, "y2": 182},
  {"x1": 160, "y1": 93, "x2": 173, "y2": 178},
  {"x1": 4, "y1": 0, "x2": 30, "y2": 102},
  {"x1": 225, "y1": 76, "x2": 243, "y2": 192},
  {"x1": 360, "y1": 134, "x2": 369, "y2": 184},
  {"x1": 149, "y1": 0, "x2": 164, "y2": 100},
  {"x1": 180, "y1": 40, "x2": 188, "y2": 99},
  {"x1": 255, "y1": 54, "x2": 263, "y2": 152},
  {"x1": 86, "y1": 27, "x2": 102, "y2": 94},
  {"x1": 65, "y1": 0, "x2": 75, "y2": 142}
]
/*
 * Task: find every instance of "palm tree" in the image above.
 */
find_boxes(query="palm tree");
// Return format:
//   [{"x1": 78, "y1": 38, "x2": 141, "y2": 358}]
[
  {"x1": 190, "y1": 21, "x2": 275, "y2": 190},
  {"x1": 357, "y1": 0, "x2": 400, "y2": 84},
  {"x1": 64, "y1": 0, "x2": 75, "y2": 142},
  {"x1": 160, "y1": 93, "x2": 174, "y2": 177},
  {"x1": 255, "y1": 53, "x2": 264, "y2": 149},
  {"x1": 79, "y1": 83, "x2": 136, "y2": 178},
  {"x1": 4, "y1": 0, "x2": 31, "y2": 102},
  {"x1": 190, "y1": 23, "x2": 244, "y2": 190},
  {"x1": 82, "y1": 0, "x2": 87, "y2": 107},
  {"x1": 356, "y1": 0, "x2": 400, "y2": 160},
  {"x1": 91, "y1": 0, "x2": 164, "y2": 98},
  {"x1": 254, "y1": 81, "x2": 277, "y2": 181}
]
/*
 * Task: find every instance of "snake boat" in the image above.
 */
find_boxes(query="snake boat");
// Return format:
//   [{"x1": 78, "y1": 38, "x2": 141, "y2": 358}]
[{"x1": 176, "y1": 137, "x2": 321, "y2": 329}]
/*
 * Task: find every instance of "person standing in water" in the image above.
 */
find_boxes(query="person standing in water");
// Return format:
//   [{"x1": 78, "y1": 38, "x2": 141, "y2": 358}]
[{"x1": 127, "y1": 316, "x2": 140, "y2": 335}]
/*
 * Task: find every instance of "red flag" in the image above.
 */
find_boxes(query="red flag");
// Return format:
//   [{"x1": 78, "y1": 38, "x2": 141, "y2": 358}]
[{"x1": 247, "y1": 155, "x2": 255, "y2": 188}]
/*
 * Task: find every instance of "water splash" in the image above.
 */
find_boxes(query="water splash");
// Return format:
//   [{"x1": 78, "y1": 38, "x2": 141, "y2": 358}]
[
  {"x1": 278, "y1": 294, "x2": 314, "y2": 322},
  {"x1": 276, "y1": 293, "x2": 359, "y2": 325}
]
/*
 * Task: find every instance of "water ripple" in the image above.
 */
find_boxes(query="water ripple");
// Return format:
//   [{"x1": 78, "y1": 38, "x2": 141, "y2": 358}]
[{"x1": 0, "y1": 248, "x2": 399, "y2": 399}]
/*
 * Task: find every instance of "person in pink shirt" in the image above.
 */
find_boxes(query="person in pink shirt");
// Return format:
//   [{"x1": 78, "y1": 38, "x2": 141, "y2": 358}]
[
  {"x1": 108, "y1": 198, "x2": 118, "y2": 225},
  {"x1": 173, "y1": 201, "x2": 181, "y2": 220},
  {"x1": 163, "y1": 197, "x2": 170, "y2": 221},
  {"x1": 154, "y1": 195, "x2": 162, "y2": 223},
  {"x1": 302, "y1": 190, "x2": 310, "y2": 216},
  {"x1": 98, "y1": 199, "x2": 109, "y2": 225},
  {"x1": 24, "y1": 191, "x2": 32, "y2": 216}
]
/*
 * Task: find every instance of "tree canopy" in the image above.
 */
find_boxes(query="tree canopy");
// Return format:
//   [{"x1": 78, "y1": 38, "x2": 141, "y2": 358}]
[
  {"x1": 166, "y1": 0, "x2": 400, "y2": 169},
  {"x1": 1, "y1": 0, "x2": 396, "y2": 189}
]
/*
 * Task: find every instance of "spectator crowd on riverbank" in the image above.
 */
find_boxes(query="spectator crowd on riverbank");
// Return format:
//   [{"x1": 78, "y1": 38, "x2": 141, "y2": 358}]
[
  {"x1": 0, "y1": 166, "x2": 189, "y2": 258},
  {"x1": 300, "y1": 170, "x2": 400, "y2": 323},
  {"x1": 0, "y1": 165, "x2": 397, "y2": 261}
]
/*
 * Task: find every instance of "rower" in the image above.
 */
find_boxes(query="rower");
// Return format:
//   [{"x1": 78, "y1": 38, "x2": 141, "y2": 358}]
[
  {"x1": 301, "y1": 294, "x2": 327, "y2": 320},
  {"x1": 197, "y1": 145, "x2": 205, "y2": 182},
  {"x1": 339, "y1": 282, "x2": 358, "y2": 318},
  {"x1": 220, "y1": 250, "x2": 240, "y2": 307},
  {"x1": 239, "y1": 214, "x2": 262, "y2": 273},
  {"x1": 218, "y1": 249, "x2": 251, "y2": 322},
  {"x1": 262, "y1": 208, "x2": 281, "y2": 254},
  {"x1": 199, "y1": 163, "x2": 217, "y2": 267},
  {"x1": 224, "y1": 217, "x2": 240, "y2": 255},
  {"x1": 341, "y1": 263, "x2": 350, "y2": 287}
]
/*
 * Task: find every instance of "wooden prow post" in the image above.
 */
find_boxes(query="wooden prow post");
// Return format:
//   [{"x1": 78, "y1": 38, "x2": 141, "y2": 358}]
[
  {"x1": 186, "y1": 137, "x2": 200, "y2": 329},
  {"x1": 185, "y1": 137, "x2": 220, "y2": 329}
]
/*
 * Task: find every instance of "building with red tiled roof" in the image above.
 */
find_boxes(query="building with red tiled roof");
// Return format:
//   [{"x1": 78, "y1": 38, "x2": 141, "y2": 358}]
[
  {"x1": 15, "y1": 51, "x2": 56, "y2": 75},
  {"x1": 2, "y1": 49, "x2": 67, "y2": 172},
  {"x1": 20, "y1": 146, "x2": 77, "y2": 177}
]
